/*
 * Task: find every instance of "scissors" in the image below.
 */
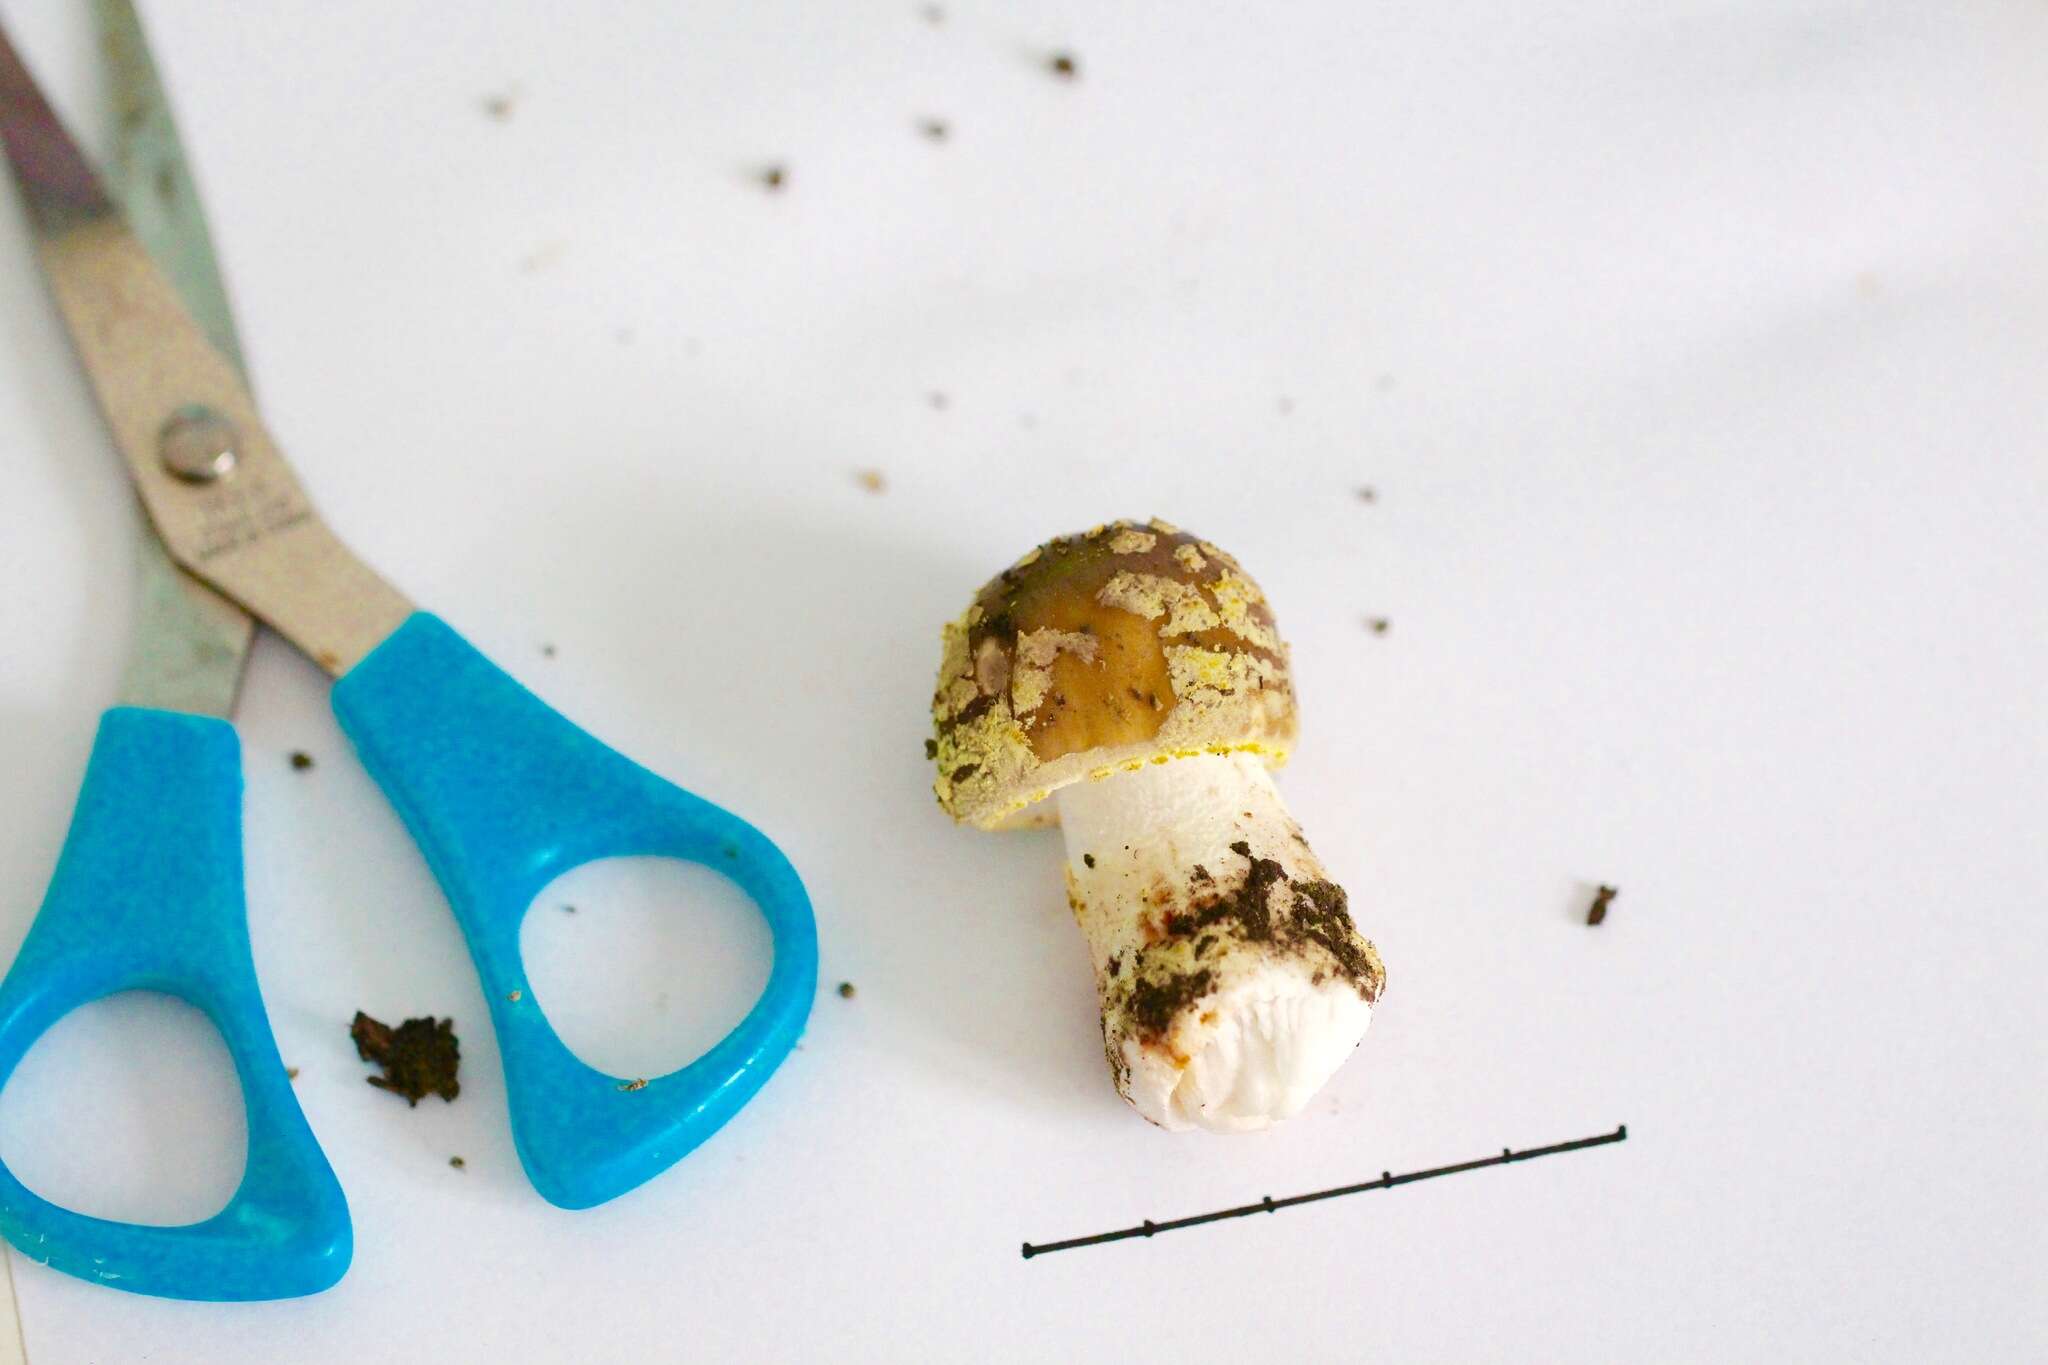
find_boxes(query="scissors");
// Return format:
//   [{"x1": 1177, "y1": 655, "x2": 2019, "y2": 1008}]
[{"x1": 0, "y1": 3, "x2": 818, "y2": 1300}]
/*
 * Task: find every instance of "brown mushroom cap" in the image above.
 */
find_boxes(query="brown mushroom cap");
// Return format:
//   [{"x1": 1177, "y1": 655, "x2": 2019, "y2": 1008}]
[{"x1": 931, "y1": 519, "x2": 1298, "y2": 829}]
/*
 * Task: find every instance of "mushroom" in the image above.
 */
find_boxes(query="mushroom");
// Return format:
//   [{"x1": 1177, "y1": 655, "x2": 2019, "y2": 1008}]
[{"x1": 930, "y1": 519, "x2": 1386, "y2": 1132}]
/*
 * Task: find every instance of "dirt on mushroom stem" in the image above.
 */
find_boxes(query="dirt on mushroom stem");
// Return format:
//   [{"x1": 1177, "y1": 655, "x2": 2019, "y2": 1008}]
[{"x1": 1060, "y1": 754, "x2": 1384, "y2": 1130}]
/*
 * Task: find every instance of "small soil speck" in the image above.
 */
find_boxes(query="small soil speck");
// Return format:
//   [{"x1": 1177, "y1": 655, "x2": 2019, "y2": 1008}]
[
  {"x1": 919, "y1": 117, "x2": 950, "y2": 141},
  {"x1": 1049, "y1": 52, "x2": 1079, "y2": 79},
  {"x1": 924, "y1": 738, "x2": 938, "y2": 759},
  {"x1": 480, "y1": 91, "x2": 516, "y2": 122},
  {"x1": 1366, "y1": 616, "x2": 1390, "y2": 634},
  {"x1": 541, "y1": 643, "x2": 557, "y2": 658},
  {"x1": 837, "y1": 981, "x2": 857, "y2": 1000},
  {"x1": 449, "y1": 1155, "x2": 466, "y2": 1169},
  {"x1": 289, "y1": 751, "x2": 314, "y2": 771},
  {"x1": 855, "y1": 468, "x2": 888, "y2": 494},
  {"x1": 1587, "y1": 884, "x2": 1618, "y2": 926},
  {"x1": 761, "y1": 164, "x2": 787, "y2": 191},
  {"x1": 508, "y1": 989, "x2": 522, "y2": 1003},
  {"x1": 286, "y1": 1067, "x2": 299, "y2": 1081},
  {"x1": 1083, "y1": 853, "x2": 1096, "y2": 868},
  {"x1": 562, "y1": 903, "x2": 577, "y2": 913},
  {"x1": 618, "y1": 1077, "x2": 648, "y2": 1092},
  {"x1": 1356, "y1": 485, "x2": 1377, "y2": 503}
]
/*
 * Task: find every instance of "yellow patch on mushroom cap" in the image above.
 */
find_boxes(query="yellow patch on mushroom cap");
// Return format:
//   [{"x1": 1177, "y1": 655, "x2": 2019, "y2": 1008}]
[
  {"x1": 930, "y1": 520, "x2": 1297, "y2": 827},
  {"x1": 931, "y1": 701, "x2": 1037, "y2": 814},
  {"x1": 1207, "y1": 575, "x2": 1280, "y2": 652},
  {"x1": 1162, "y1": 645, "x2": 1285, "y2": 728},
  {"x1": 1097, "y1": 571, "x2": 1223, "y2": 637},
  {"x1": 1012, "y1": 628, "x2": 1101, "y2": 720}
]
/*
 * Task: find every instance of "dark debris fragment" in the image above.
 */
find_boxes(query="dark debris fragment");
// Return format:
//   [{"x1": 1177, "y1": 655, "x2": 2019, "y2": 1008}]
[
  {"x1": 1587, "y1": 884, "x2": 1618, "y2": 926},
  {"x1": 289, "y1": 751, "x2": 314, "y2": 771},
  {"x1": 351, "y1": 1011, "x2": 461, "y2": 1106}
]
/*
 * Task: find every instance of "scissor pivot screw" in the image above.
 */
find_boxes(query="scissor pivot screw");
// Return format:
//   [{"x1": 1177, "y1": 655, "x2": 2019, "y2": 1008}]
[{"x1": 158, "y1": 405, "x2": 241, "y2": 483}]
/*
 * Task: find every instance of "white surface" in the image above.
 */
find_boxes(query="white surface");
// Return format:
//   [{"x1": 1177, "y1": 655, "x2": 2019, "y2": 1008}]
[{"x1": 0, "y1": 1, "x2": 2044, "y2": 1360}]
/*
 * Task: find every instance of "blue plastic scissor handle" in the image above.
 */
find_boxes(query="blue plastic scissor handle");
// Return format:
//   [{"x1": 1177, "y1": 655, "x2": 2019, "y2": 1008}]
[
  {"x1": 331, "y1": 613, "x2": 817, "y2": 1211},
  {"x1": 0, "y1": 708, "x2": 351, "y2": 1301}
]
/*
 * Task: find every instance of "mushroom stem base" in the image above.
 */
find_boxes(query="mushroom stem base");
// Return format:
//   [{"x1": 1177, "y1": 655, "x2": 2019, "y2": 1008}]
[{"x1": 1056, "y1": 754, "x2": 1382, "y2": 1133}]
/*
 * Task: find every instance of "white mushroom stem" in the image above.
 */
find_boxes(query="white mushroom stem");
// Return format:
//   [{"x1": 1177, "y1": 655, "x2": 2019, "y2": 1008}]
[{"x1": 1056, "y1": 752, "x2": 1383, "y2": 1133}]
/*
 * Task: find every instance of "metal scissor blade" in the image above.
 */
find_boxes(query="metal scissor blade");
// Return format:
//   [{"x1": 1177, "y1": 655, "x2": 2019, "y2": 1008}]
[
  {"x1": 100, "y1": 0, "x2": 244, "y2": 371},
  {"x1": 0, "y1": 15, "x2": 410, "y2": 678},
  {"x1": 0, "y1": 22, "x2": 114, "y2": 233},
  {"x1": 96, "y1": 0, "x2": 257, "y2": 716}
]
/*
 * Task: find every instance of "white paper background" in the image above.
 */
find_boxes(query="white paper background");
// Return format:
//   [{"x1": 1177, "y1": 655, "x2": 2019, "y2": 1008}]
[{"x1": 0, "y1": 1, "x2": 2043, "y2": 1360}]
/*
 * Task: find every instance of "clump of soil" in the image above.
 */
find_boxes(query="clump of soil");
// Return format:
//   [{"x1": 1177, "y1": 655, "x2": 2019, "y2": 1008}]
[{"x1": 351, "y1": 1011, "x2": 460, "y2": 1106}]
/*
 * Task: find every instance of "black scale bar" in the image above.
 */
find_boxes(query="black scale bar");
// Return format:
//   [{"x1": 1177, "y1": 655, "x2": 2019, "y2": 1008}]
[{"x1": 1021, "y1": 1124, "x2": 1626, "y2": 1259}]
